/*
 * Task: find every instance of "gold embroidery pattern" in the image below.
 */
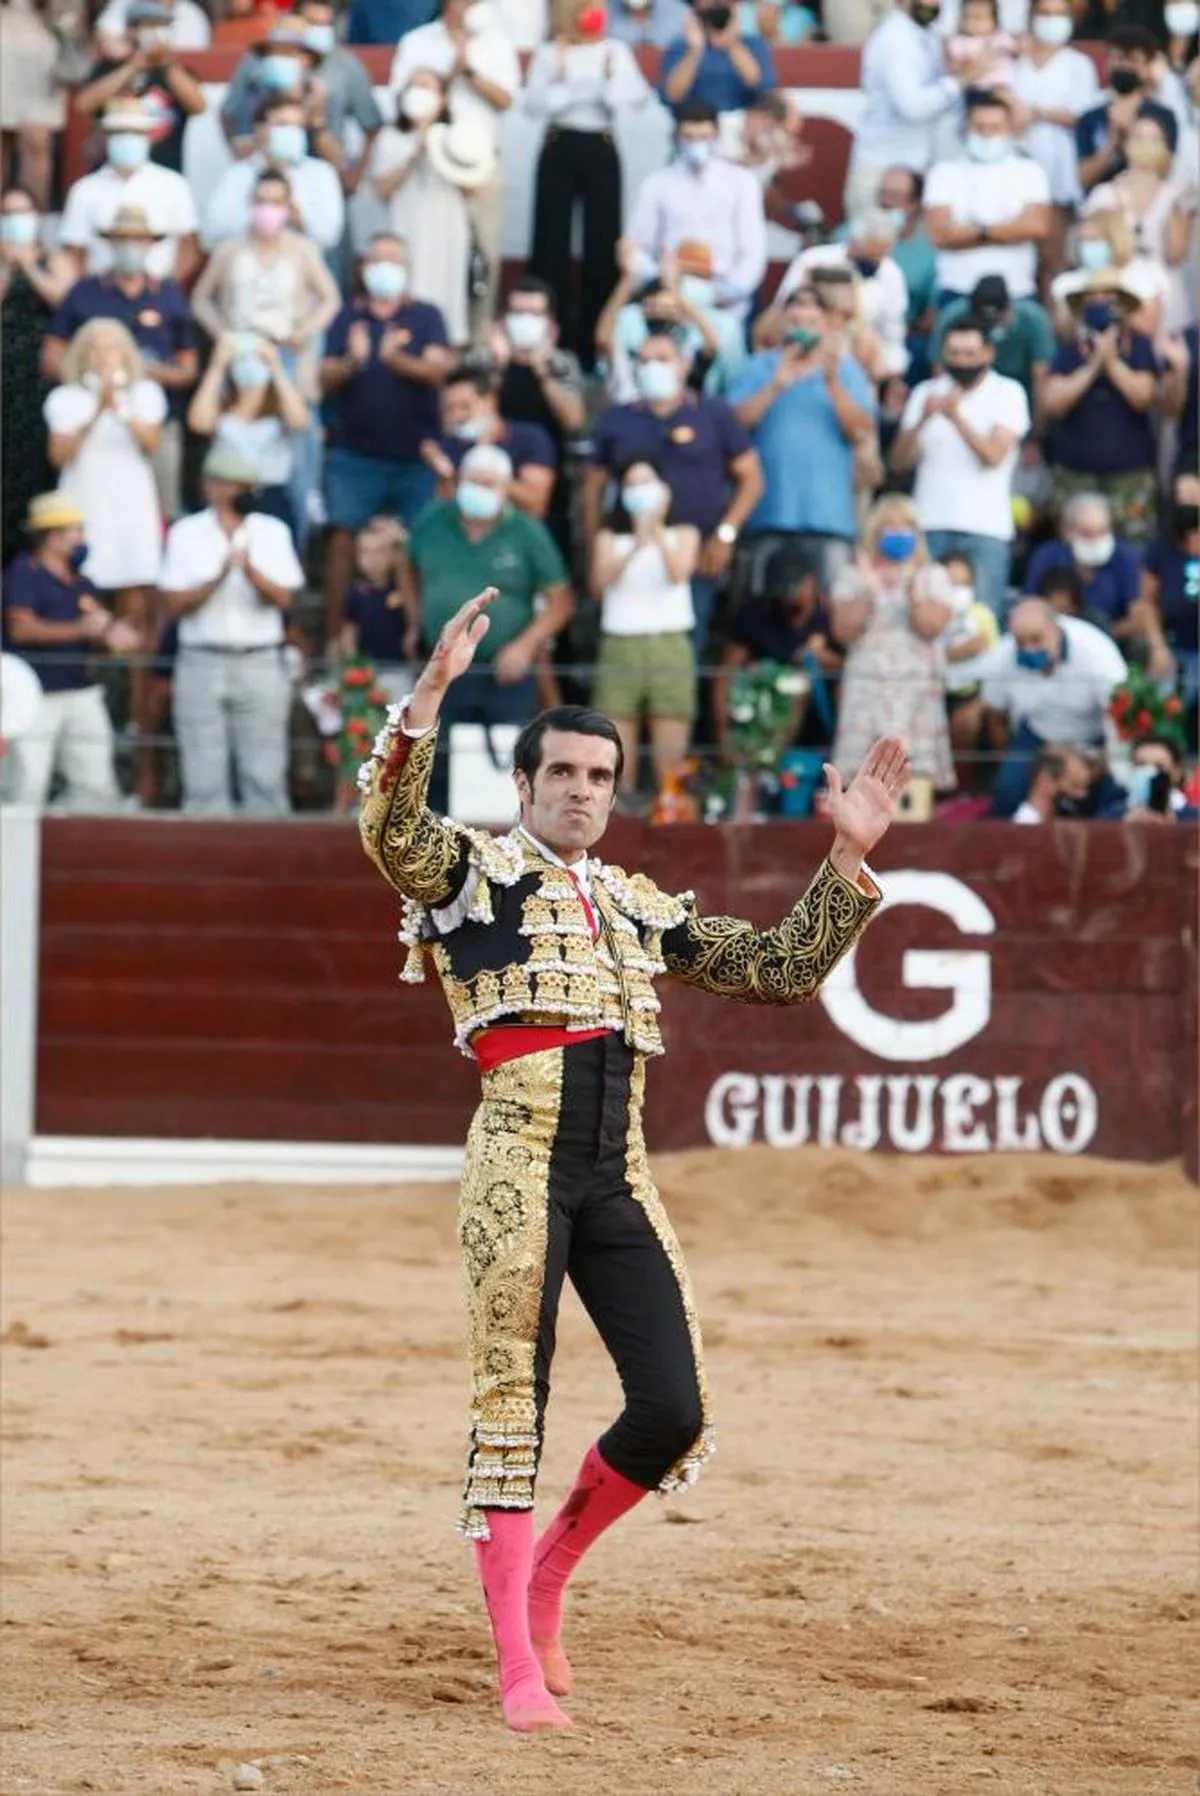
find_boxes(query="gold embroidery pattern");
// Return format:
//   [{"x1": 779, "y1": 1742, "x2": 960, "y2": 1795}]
[
  {"x1": 457, "y1": 1048, "x2": 565, "y2": 1542},
  {"x1": 661, "y1": 858, "x2": 878, "y2": 1004},
  {"x1": 623, "y1": 1058, "x2": 715, "y2": 1493},
  {"x1": 359, "y1": 724, "x2": 469, "y2": 907}
]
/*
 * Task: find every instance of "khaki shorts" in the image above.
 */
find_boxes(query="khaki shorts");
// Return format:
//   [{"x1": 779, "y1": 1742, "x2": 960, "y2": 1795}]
[{"x1": 593, "y1": 631, "x2": 697, "y2": 724}]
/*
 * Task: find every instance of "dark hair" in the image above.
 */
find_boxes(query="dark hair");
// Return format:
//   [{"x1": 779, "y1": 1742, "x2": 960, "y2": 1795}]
[
  {"x1": 396, "y1": 76, "x2": 450, "y2": 132},
  {"x1": 964, "y1": 86, "x2": 1010, "y2": 114},
  {"x1": 674, "y1": 98, "x2": 718, "y2": 129},
  {"x1": 1132, "y1": 731, "x2": 1183, "y2": 769},
  {"x1": 505, "y1": 273, "x2": 556, "y2": 316},
  {"x1": 747, "y1": 89, "x2": 787, "y2": 121},
  {"x1": 444, "y1": 363, "x2": 494, "y2": 397},
  {"x1": 514, "y1": 706, "x2": 625, "y2": 786},
  {"x1": 640, "y1": 324, "x2": 683, "y2": 354},
  {"x1": 253, "y1": 167, "x2": 291, "y2": 196},
  {"x1": 1108, "y1": 22, "x2": 1161, "y2": 54},
  {"x1": 1034, "y1": 563, "x2": 1084, "y2": 608},
  {"x1": 255, "y1": 93, "x2": 304, "y2": 124},
  {"x1": 603, "y1": 453, "x2": 673, "y2": 534},
  {"x1": 943, "y1": 314, "x2": 990, "y2": 346},
  {"x1": 1031, "y1": 746, "x2": 1071, "y2": 782}
]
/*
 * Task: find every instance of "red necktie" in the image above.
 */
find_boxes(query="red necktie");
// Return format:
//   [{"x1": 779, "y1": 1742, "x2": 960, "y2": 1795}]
[{"x1": 566, "y1": 867, "x2": 599, "y2": 942}]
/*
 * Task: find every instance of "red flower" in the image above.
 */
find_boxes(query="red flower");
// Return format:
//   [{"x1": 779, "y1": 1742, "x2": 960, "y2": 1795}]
[
  {"x1": 1165, "y1": 696, "x2": 1182, "y2": 716},
  {"x1": 347, "y1": 718, "x2": 371, "y2": 738},
  {"x1": 1112, "y1": 689, "x2": 1131, "y2": 715},
  {"x1": 342, "y1": 666, "x2": 372, "y2": 688},
  {"x1": 367, "y1": 687, "x2": 388, "y2": 706},
  {"x1": 1135, "y1": 708, "x2": 1153, "y2": 732}
]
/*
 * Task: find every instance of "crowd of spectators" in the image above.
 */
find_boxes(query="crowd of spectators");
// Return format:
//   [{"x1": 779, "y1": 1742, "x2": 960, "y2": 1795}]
[{"x1": 1, "y1": 0, "x2": 1197, "y2": 827}]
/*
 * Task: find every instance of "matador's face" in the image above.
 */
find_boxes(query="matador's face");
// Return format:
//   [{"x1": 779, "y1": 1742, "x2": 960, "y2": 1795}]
[{"x1": 515, "y1": 730, "x2": 619, "y2": 862}]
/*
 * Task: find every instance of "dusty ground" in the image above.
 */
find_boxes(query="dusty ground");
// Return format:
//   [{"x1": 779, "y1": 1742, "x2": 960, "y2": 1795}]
[{"x1": 1, "y1": 1149, "x2": 1196, "y2": 1796}]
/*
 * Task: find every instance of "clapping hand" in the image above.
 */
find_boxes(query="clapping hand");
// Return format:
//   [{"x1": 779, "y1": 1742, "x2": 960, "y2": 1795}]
[
  {"x1": 347, "y1": 320, "x2": 372, "y2": 366},
  {"x1": 824, "y1": 735, "x2": 911, "y2": 861}
]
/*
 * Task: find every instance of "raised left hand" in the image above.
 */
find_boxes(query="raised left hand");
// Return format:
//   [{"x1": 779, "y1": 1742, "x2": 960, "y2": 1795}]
[{"x1": 824, "y1": 735, "x2": 911, "y2": 860}]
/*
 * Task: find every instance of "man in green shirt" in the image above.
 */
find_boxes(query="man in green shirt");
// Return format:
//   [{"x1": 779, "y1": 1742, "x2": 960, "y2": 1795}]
[
  {"x1": 930, "y1": 275, "x2": 1055, "y2": 406},
  {"x1": 407, "y1": 443, "x2": 574, "y2": 809}
]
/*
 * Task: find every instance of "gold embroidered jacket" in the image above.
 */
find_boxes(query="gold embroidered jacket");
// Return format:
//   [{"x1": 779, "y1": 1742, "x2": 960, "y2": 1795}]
[{"x1": 358, "y1": 716, "x2": 881, "y2": 1058}]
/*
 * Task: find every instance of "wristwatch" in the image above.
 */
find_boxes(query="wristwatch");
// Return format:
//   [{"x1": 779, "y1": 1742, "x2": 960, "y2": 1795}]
[{"x1": 715, "y1": 521, "x2": 738, "y2": 546}]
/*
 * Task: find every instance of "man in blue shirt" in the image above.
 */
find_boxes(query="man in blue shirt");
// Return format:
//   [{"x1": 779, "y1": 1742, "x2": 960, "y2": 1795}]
[
  {"x1": 320, "y1": 231, "x2": 453, "y2": 640},
  {"x1": 1026, "y1": 492, "x2": 1142, "y2": 637},
  {"x1": 2, "y1": 492, "x2": 137, "y2": 809},
  {"x1": 428, "y1": 366, "x2": 558, "y2": 523},
  {"x1": 728, "y1": 285, "x2": 877, "y2": 594},
  {"x1": 583, "y1": 330, "x2": 764, "y2": 658},
  {"x1": 1076, "y1": 26, "x2": 1179, "y2": 194},
  {"x1": 608, "y1": 0, "x2": 693, "y2": 48},
  {"x1": 661, "y1": 2, "x2": 775, "y2": 114}
]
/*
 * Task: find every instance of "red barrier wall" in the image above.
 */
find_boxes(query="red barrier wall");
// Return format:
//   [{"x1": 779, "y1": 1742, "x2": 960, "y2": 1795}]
[{"x1": 36, "y1": 816, "x2": 1196, "y2": 1166}]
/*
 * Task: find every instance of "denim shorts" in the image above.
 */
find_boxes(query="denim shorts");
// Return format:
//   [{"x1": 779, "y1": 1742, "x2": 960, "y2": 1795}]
[{"x1": 323, "y1": 447, "x2": 436, "y2": 532}]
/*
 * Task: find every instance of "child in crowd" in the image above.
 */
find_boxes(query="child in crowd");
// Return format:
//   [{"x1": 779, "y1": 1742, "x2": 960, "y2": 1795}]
[
  {"x1": 938, "y1": 551, "x2": 1000, "y2": 782},
  {"x1": 339, "y1": 515, "x2": 413, "y2": 696},
  {"x1": 944, "y1": 0, "x2": 1018, "y2": 90}
]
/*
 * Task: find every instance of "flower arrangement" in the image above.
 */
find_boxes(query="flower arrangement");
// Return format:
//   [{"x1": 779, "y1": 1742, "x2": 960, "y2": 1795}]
[
  {"x1": 705, "y1": 660, "x2": 809, "y2": 821},
  {"x1": 326, "y1": 659, "x2": 392, "y2": 807},
  {"x1": 1107, "y1": 664, "x2": 1186, "y2": 754}
]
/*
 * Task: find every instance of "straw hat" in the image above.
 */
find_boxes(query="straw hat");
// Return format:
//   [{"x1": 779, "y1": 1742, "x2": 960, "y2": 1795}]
[
  {"x1": 425, "y1": 117, "x2": 498, "y2": 192},
  {"x1": 101, "y1": 97, "x2": 155, "y2": 133},
  {"x1": 25, "y1": 492, "x2": 86, "y2": 533},
  {"x1": 99, "y1": 204, "x2": 165, "y2": 240},
  {"x1": 254, "y1": 22, "x2": 319, "y2": 58}
]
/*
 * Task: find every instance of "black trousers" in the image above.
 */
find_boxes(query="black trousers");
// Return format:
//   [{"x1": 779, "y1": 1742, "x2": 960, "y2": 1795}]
[
  {"x1": 457, "y1": 1034, "x2": 711, "y2": 1538},
  {"x1": 529, "y1": 126, "x2": 621, "y2": 373}
]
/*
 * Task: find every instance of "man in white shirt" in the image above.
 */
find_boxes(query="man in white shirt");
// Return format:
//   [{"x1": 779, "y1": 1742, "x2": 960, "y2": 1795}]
[
  {"x1": 981, "y1": 598, "x2": 1127, "y2": 816},
  {"x1": 202, "y1": 93, "x2": 346, "y2": 251},
  {"x1": 626, "y1": 100, "x2": 767, "y2": 316},
  {"x1": 891, "y1": 315, "x2": 1030, "y2": 614},
  {"x1": 924, "y1": 90, "x2": 1052, "y2": 302},
  {"x1": 59, "y1": 98, "x2": 200, "y2": 285},
  {"x1": 776, "y1": 210, "x2": 910, "y2": 375},
  {"x1": 844, "y1": 0, "x2": 983, "y2": 217},
  {"x1": 388, "y1": 0, "x2": 518, "y2": 328},
  {"x1": 159, "y1": 445, "x2": 305, "y2": 816}
]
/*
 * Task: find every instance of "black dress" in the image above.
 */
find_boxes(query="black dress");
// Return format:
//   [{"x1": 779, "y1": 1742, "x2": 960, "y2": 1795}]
[{"x1": 1, "y1": 266, "x2": 54, "y2": 568}]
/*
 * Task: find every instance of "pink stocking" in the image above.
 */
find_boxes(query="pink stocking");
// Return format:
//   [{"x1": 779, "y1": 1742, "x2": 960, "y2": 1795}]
[
  {"x1": 474, "y1": 1510, "x2": 571, "y2": 1732},
  {"x1": 528, "y1": 1443, "x2": 648, "y2": 1695}
]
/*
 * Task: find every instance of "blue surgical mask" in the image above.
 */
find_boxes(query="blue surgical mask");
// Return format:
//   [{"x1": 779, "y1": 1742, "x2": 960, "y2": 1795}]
[
  {"x1": 361, "y1": 260, "x2": 407, "y2": 300},
  {"x1": 457, "y1": 480, "x2": 502, "y2": 521},
  {"x1": 0, "y1": 212, "x2": 38, "y2": 245},
  {"x1": 678, "y1": 138, "x2": 712, "y2": 172},
  {"x1": 1078, "y1": 238, "x2": 1113, "y2": 271},
  {"x1": 68, "y1": 542, "x2": 89, "y2": 572},
  {"x1": 454, "y1": 413, "x2": 488, "y2": 442},
  {"x1": 878, "y1": 528, "x2": 917, "y2": 562},
  {"x1": 267, "y1": 122, "x2": 307, "y2": 165},
  {"x1": 885, "y1": 205, "x2": 908, "y2": 233},
  {"x1": 107, "y1": 131, "x2": 151, "y2": 170},
  {"x1": 622, "y1": 481, "x2": 662, "y2": 517},
  {"x1": 785, "y1": 325, "x2": 821, "y2": 351},
  {"x1": 1016, "y1": 645, "x2": 1054, "y2": 671},
  {"x1": 679, "y1": 274, "x2": 714, "y2": 308},
  {"x1": 260, "y1": 53, "x2": 302, "y2": 91},
  {"x1": 231, "y1": 352, "x2": 271, "y2": 391},
  {"x1": 305, "y1": 21, "x2": 335, "y2": 53},
  {"x1": 1082, "y1": 300, "x2": 1114, "y2": 333},
  {"x1": 966, "y1": 132, "x2": 1010, "y2": 163},
  {"x1": 636, "y1": 359, "x2": 680, "y2": 404}
]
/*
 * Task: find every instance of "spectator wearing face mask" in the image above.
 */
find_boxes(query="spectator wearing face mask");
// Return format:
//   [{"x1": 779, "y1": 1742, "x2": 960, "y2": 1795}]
[
  {"x1": 1121, "y1": 732, "x2": 1197, "y2": 821},
  {"x1": 1, "y1": 492, "x2": 139, "y2": 810},
  {"x1": 424, "y1": 365, "x2": 556, "y2": 519},
  {"x1": 1010, "y1": 743, "x2": 1099, "y2": 822},
  {"x1": 1051, "y1": 206, "x2": 1168, "y2": 335},
  {"x1": 218, "y1": 23, "x2": 349, "y2": 170},
  {"x1": 773, "y1": 210, "x2": 910, "y2": 377},
  {"x1": 223, "y1": 4, "x2": 383, "y2": 181},
  {"x1": 159, "y1": 443, "x2": 304, "y2": 816},
  {"x1": 1076, "y1": 27, "x2": 1180, "y2": 196},
  {"x1": 405, "y1": 443, "x2": 575, "y2": 806},
  {"x1": 875, "y1": 166, "x2": 938, "y2": 350},
  {"x1": 843, "y1": 0, "x2": 983, "y2": 220},
  {"x1": 1042, "y1": 283, "x2": 1159, "y2": 542},
  {"x1": 584, "y1": 328, "x2": 764, "y2": 658},
  {"x1": 924, "y1": 91, "x2": 1052, "y2": 308},
  {"x1": 524, "y1": 0, "x2": 652, "y2": 369},
  {"x1": 320, "y1": 232, "x2": 453, "y2": 638},
  {"x1": 1136, "y1": 466, "x2": 1200, "y2": 711},
  {"x1": 626, "y1": 101, "x2": 767, "y2": 318},
  {"x1": 730, "y1": 284, "x2": 877, "y2": 595},
  {"x1": 830, "y1": 495, "x2": 956, "y2": 788},
  {"x1": 2, "y1": 187, "x2": 70, "y2": 565},
  {"x1": 1088, "y1": 113, "x2": 1195, "y2": 333},
  {"x1": 45, "y1": 205, "x2": 198, "y2": 524},
  {"x1": 935, "y1": 548, "x2": 999, "y2": 780},
  {"x1": 981, "y1": 595, "x2": 1127, "y2": 815},
  {"x1": 1025, "y1": 492, "x2": 1142, "y2": 643},
  {"x1": 388, "y1": 0, "x2": 519, "y2": 333},
  {"x1": 59, "y1": 98, "x2": 200, "y2": 287},
  {"x1": 590, "y1": 455, "x2": 700, "y2": 794},
  {"x1": 77, "y1": 0, "x2": 207, "y2": 175},
  {"x1": 187, "y1": 333, "x2": 311, "y2": 543},
  {"x1": 606, "y1": 0, "x2": 691, "y2": 46},
  {"x1": 595, "y1": 238, "x2": 745, "y2": 399},
  {"x1": 202, "y1": 92, "x2": 346, "y2": 251},
  {"x1": 1009, "y1": 0, "x2": 1098, "y2": 222},
  {"x1": 661, "y1": 0, "x2": 775, "y2": 115},
  {"x1": 930, "y1": 274, "x2": 1054, "y2": 407},
  {"x1": 891, "y1": 316, "x2": 1029, "y2": 614},
  {"x1": 369, "y1": 78, "x2": 496, "y2": 347},
  {"x1": 339, "y1": 515, "x2": 414, "y2": 681}
]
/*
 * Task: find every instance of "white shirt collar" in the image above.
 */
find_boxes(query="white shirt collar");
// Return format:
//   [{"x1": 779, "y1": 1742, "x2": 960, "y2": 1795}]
[{"x1": 518, "y1": 826, "x2": 591, "y2": 895}]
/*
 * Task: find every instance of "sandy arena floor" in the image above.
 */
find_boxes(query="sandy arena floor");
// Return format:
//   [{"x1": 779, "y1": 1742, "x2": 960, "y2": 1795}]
[{"x1": 1, "y1": 1149, "x2": 1196, "y2": 1796}]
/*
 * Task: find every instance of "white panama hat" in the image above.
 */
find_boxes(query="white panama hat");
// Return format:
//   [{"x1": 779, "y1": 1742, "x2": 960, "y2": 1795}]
[{"x1": 425, "y1": 117, "x2": 497, "y2": 192}]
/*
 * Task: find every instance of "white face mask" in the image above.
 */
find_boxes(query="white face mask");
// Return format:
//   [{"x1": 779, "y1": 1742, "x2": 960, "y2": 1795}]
[
  {"x1": 1165, "y1": 0, "x2": 1199, "y2": 33},
  {"x1": 403, "y1": 85, "x2": 440, "y2": 121},
  {"x1": 1071, "y1": 532, "x2": 1115, "y2": 567},
  {"x1": 505, "y1": 311, "x2": 548, "y2": 352},
  {"x1": 948, "y1": 582, "x2": 975, "y2": 616},
  {"x1": 1032, "y1": 12, "x2": 1073, "y2": 43}
]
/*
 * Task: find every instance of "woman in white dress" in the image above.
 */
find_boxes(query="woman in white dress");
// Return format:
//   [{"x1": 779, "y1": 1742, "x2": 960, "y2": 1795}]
[
  {"x1": 368, "y1": 70, "x2": 477, "y2": 346},
  {"x1": 1090, "y1": 114, "x2": 1196, "y2": 332},
  {"x1": 45, "y1": 317, "x2": 164, "y2": 597},
  {"x1": 1009, "y1": 0, "x2": 1098, "y2": 273}
]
